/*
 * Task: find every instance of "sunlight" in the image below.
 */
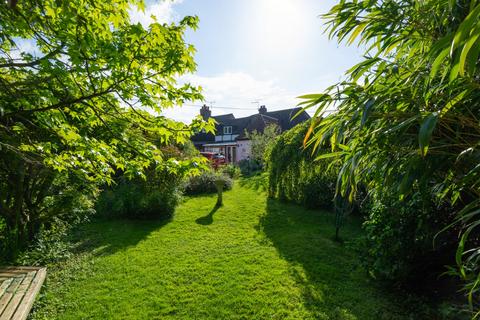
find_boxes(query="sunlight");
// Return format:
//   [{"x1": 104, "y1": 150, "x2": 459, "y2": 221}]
[{"x1": 245, "y1": 0, "x2": 311, "y2": 56}]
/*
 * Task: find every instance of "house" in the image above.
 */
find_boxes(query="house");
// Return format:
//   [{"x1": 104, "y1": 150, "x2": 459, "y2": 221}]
[{"x1": 191, "y1": 105, "x2": 310, "y2": 163}]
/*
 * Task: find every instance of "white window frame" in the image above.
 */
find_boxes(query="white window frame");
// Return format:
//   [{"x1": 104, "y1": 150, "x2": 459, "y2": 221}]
[{"x1": 223, "y1": 126, "x2": 232, "y2": 134}]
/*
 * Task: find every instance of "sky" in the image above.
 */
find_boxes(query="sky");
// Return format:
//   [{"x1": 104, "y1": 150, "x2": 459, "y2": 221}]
[{"x1": 131, "y1": 0, "x2": 363, "y2": 123}]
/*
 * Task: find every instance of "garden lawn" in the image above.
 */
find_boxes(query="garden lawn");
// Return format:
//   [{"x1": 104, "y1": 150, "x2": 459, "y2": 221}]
[{"x1": 31, "y1": 180, "x2": 412, "y2": 320}]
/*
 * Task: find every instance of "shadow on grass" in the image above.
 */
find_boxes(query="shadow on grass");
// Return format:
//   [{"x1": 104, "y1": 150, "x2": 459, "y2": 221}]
[
  {"x1": 259, "y1": 198, "x2": 410, "y2": 319},
  {"x1": 195, "y1": 204, "x2": 221, "y2": 225},
  {"x1": 72, "y1": 215, "x2": 172, "y2": 257},
  {"x1": 238, "y1": 173, "x2": 268, "y2": 192}
]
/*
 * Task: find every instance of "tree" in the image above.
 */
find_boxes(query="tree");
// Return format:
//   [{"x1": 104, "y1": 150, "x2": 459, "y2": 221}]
[
  {"x1": 0, "y1": 0, "x2": 214, "y2": 257},
  {"x1": 302, "y1": 0, "x2": 480, "y2": 313},
  {"x1": 246, "y1": 123, "x2": 280, "y2": 165}
]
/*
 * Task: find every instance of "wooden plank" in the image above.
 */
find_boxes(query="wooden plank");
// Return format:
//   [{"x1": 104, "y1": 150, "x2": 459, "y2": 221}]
[
  {"x1": 0, "y1": 273, "x2": 26, "y2": 279},
  {"x1": 0, "y1": 272, "x2": 35, "y2": 320},
  {"x1": 11, "y1": 268, "x2": 46, "y2": 320},
  {"x1": 0, "y1": 269, "x2": 30, "y2": 274},
  {"x1": 0, "y1": 276, "x2": 23, "y2": 318},
  {"x1": 0, "y1": 267, "x2": 40, "y2": 272},
  {"x1": 0, "y1": 279, "x2": 13, "y2": 300}
]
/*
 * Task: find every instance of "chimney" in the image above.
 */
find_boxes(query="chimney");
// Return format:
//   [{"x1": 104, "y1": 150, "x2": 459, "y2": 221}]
[
  {"x1": 258, "y1": 105, "x2": 267, "y2": 114},
  {"x1": 200, "y1": 104, "x2": 211, "y2": 120}
]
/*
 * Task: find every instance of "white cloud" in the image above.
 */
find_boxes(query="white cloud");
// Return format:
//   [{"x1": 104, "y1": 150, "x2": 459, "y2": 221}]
[
  {"x1": 162, "y1": 72, "x2": 301, "y2": 123},
  {"x1": 129, "y1": 0, "x2": 183, "y2": 27}
]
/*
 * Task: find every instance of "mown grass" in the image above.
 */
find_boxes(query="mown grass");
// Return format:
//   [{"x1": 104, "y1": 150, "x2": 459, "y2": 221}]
[{"x1": 31, "y1": 181, "x2": 414, "y2": 319}]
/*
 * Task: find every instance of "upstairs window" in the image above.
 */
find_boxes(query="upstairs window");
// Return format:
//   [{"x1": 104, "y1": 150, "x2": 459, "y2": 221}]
[{"x1": 223, "y1": 126, "x2": 232, "y2": 134}]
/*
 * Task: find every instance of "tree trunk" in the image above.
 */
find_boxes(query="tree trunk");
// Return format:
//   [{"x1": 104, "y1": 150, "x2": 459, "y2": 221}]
[{"x1": 10, "y1": 160, "x2": 26, "y2": 257}]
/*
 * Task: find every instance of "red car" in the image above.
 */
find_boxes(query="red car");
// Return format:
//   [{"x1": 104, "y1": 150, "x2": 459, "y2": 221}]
[{"x1": 200, "y1": 152, "x2": 226, "y2": 167}]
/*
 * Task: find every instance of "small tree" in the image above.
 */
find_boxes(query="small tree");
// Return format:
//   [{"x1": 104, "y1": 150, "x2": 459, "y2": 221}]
[{"x1": 246, "y1": 124, "x2": 280, "y2": 166}]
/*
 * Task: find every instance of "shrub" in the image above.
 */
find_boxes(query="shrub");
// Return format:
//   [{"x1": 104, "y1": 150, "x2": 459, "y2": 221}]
[
  {"x1": 265, "y1": 122, "x2": 337, "y2": 210},
  {"x1": 16, "y1": 218, "x2": 76, "y2": 266},
  {"x1": 96, "y1": 167, "x2": 183, "y2": 219},
  {"x1": 238, "y1": 159, "x2": 263, "y2": 176},
  {"x1": 0, "y1": 169, "x2": 98, "y2": 263},
  {"x1": 184, "y1": 171, "x2": 233, "y2": 195},
  {"x1": 220, "y1": 164, "x2": 241, "y2": 179},
  {"x1": 245, "y1": 123, "x2": 280, "y2": 166},
  {"x1": 360, "y1": 189, "x2": 457, "y2": 286}
]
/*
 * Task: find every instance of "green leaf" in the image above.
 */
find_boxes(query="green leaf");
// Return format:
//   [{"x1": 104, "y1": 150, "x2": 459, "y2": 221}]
[
  {"x1": 347, "y1": 22, "x2": 367, "y2": 45},
  {"x1": 314, "y1": 151, "x2": 345, "y2": 161},
  {"x1": 297, "y1": 93, "x2": 330, "y2": 100},
  {"x1": 430, "y1": 47, "x2": 449, "y2": 79},
  {"x1": 418, "y1": 113, "x2": 438, "y2": 157},
  {"x1": 441, "y1": 89, "x2": 470, "y2": 116},
  {"x1": 360, "y1": 98, "x2": 375, "y2": 128},
  {"x1": 459, "y1": 29, "x2": 480, "y2": 76}
]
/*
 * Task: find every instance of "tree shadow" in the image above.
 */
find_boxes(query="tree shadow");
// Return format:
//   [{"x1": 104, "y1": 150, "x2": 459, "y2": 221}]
[
  {"x1": 259, "y1": 198, "x2": 415, "y2": 319},
  {"x1": 238, "y1": 173, "x2": 268, "y2": 192},
  {"x1": 195, "y1": 204, "x2": 221, "y2": 226},
  {"x1": 71, "y1": 215, "x2": 173, "y2": 257}
]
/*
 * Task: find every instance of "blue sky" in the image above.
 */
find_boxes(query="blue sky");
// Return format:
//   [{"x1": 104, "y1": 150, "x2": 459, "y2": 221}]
[
  {"x1": 15, "y1": 0, "x2": 363, "y2": 123},
  {"x1": 133, "y1": 0, "x2": 363, "y2": 122}
]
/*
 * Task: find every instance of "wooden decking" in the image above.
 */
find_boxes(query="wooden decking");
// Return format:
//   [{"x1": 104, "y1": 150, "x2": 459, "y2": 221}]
[{"x1": 0, "y1": 267, "x2": 46, "y2": 320}]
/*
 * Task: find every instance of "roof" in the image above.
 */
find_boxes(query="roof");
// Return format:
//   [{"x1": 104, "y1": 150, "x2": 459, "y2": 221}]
[
  {"x1": 212, "y1": 113, "x2": 235, "y2": 122},
  {"x1": 263, "y1": 107, "x2": 310, "y2": 131},
  {"x1": 192, "y1": 107, "x2": 310, "y2": 145}
]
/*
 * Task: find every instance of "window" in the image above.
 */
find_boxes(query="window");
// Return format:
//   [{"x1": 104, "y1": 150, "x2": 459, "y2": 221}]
[{"x1": 223, "y1": 126, "x2": 232, "y2": 134}]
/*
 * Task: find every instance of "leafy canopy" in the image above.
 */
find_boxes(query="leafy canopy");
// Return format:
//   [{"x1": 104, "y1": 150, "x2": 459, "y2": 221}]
[
  {"x1": 301, "y1": 0, "x2": 480, "y2": 312},
  {"x1": 0, "y1": 0, "x2": 215, "y2": 184}
]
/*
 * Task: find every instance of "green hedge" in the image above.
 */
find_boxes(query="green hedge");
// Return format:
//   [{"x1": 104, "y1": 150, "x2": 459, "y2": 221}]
[
  {"x1": 96, "y1": 167, "x2": 183, "y2": 219},
  {"x1": 265, "y1": 122, "x2": 337, "y2": 210},
  {"x1": 184, "y1": 171, "x2": 233, "y2": 195}
]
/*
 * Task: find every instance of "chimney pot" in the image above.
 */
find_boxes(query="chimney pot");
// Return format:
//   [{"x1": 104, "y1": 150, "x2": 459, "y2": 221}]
[
  {"x1": 258, "y1": 105, "x2": 267, "y2": 114},
  {"x1": 200, "y1": 104, "x2": 211, "y2": 120}
]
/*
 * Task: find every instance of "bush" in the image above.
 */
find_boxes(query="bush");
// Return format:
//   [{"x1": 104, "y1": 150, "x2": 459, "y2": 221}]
[
  {"x1": 238, "y1": 159, "x2": 263, "y2": 176},
  {"x1": 265, "y1": 122, "x2": 337, "y2": 210},
  {"x1": 220, "y1": 164, "x2": 241, "y2": 179},
  {"x1": 0, "y1": 169, "x2": 98, "y2": 263},
  {"x1": 15, "y1": 218, "x2": 77, "y2": 266},
  {"x1": 360, "y1": 189, "x2": 457, "y2": 286},
  {"x1": 184, "y1": 171, "x2": 233, "y2": 195},
  {"x1": 96, "y1": 167, "x2": 183, "y2": 219}
]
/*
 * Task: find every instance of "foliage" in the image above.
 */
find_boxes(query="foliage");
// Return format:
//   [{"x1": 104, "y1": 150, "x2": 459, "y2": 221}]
[
  {"x1": 220, "y1": 164, "x2": 241, "y2": 179},
  {"x1": 302, "y1": 0, "x2": 480, "y2": 312},
  {"x1": 0, "y1": 167, "x2": 98, "y2": 261},
  {"x1": 245, "y1": 123, "x2": 280, "y2": 165},
  {"x1": 237, "y1": 158, "x2": 263, "y2": 176},
  {"x1": 184, "y1": 171, "x2": 233, "y2": 195},
  {"x1": 15, "y1": 218, "x2": 77, "y2": 266},
  {"x1": 31, "y1": 182, "x2": 425, "y2": 320},
  {"x1": 96, "y1": 168, "x2": 183, "y2": 220},
  {"x1": 361, "y1": 188, "x2": 457, "y2": 286},
  {"x1": 0, "y1": 0, "x2": 214, "y2": 258},
  {"x1": 266, "y1": 122, "x2": 337, "y2": 210},
  {"x1": 96, "y1": 144, "x2": 198, "y2": 219}
]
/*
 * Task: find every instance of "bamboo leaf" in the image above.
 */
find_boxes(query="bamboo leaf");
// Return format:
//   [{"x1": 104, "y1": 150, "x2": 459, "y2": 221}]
[
  {"x1": 419, "y1": 113, "x2": 438, "y2": 157},
  {"x1": 314, "y1": 151, "x2": 345, "y2": 161},
  {"x1": 361, "y1": 98, "x2": 375, "y2": 128},
  {"x1": 441, "y1": 89, "x2": 470, "y2": 116},
  {"x1": 459, "y1": 29, "x2": 480, "y2": 76}
]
